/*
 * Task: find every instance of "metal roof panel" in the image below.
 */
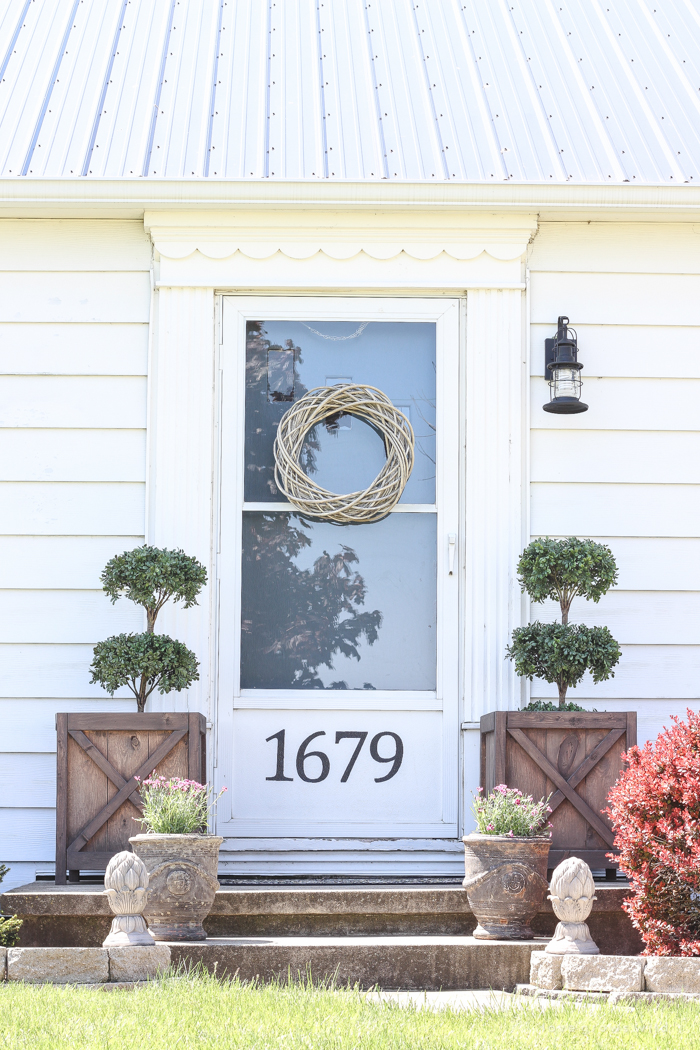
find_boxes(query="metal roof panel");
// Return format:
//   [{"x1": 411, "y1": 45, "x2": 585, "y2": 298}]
[{"x1": 1, "y1": 0, "x2": 699, "y2": 182}]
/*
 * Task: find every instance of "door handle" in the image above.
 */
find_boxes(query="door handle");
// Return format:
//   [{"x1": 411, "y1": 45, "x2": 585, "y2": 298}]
[{"x1": 448, "y1": 533, "x2": 456, "y2": 575}]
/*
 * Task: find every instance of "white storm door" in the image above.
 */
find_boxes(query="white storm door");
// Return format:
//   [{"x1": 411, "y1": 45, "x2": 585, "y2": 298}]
[{"x1": 216, "y1": 297, "x2": 460, "y2": 859}]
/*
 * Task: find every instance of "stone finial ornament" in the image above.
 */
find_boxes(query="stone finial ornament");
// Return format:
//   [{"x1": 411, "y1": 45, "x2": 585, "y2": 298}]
[
  {"x1": 545, "y1": 857, "x2": 599, "y2": 955},
  {"x1": 103, "y1": 851, "x2": 155, "y2": 947}
]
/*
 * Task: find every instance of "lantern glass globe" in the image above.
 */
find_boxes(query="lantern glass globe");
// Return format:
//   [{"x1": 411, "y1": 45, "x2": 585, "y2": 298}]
[{"x1": 551, "y1": 365, "x2": 582, "y2": 401}]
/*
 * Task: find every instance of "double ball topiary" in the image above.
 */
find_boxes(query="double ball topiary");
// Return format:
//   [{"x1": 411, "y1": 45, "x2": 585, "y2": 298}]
[
  {"x1": 90, "y1": 546, "x2": 207, "y2": 713},
  {"x1": 506, "y1": 537, "x2": 621, "y2": 710}
]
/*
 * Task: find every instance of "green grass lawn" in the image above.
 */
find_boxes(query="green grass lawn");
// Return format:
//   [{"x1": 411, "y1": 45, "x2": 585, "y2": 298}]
[{"x1": 1, "y1": 971, "x2": 699, "y2": 1050}]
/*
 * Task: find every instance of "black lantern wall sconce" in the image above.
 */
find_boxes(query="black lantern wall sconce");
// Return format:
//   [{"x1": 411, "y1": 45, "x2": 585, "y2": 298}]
[{"x1": 543, "y1": 315, "x2": 588, "y2": 414}]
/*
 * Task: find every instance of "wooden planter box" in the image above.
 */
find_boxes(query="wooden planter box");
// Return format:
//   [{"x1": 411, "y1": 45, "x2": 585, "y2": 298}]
[
  {"x1": 55, "y1": 712, "x2": 206, "y2": 885},
  {"x1": 480, "y1": 711, "x2": 636, "y2": 872}
]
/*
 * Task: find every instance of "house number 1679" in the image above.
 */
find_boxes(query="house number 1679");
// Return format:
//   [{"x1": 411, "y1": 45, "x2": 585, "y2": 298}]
[{"x1": 265, "y1": 730, "x2": 404, "y2": 784}]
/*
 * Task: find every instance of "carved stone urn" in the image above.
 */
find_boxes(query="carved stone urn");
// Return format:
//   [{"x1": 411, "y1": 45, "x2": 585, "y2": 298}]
[
  {"x1": 129, "y1": 834, "x2": 223, "y2": 941},
  {"x1": 462, "y1": 833, "x2": 551, "y2": 939}
]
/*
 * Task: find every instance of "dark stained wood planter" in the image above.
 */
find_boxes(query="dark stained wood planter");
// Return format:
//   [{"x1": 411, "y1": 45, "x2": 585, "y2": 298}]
[
  {"x1": 55, "y1": 712, "x2": 206, "y2": 885},
  {"x1": 480, "y1": 711, "x2": 636, "y2": 872}
]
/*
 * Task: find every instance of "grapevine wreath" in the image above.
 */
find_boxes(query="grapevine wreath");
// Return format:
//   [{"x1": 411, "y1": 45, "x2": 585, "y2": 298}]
[{"x1": 273, "y1": 384, "x2": 415, "y2": 524}]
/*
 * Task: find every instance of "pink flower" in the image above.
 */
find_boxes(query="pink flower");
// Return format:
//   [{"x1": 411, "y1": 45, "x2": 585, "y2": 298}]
[
  {"x1": 486, "y1": 823, "x2": 495, "y2": 831},
  {"x1": 515, "y1": 798, "x2": 521, "y2": 806},
  {"x1": 508, "y1": 830, "x2": 514, "y2": 837}
]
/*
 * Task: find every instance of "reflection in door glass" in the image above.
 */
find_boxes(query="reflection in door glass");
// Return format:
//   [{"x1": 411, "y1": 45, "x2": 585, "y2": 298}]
[
  {"x1": 240, "y1": 513, "x2": 437, "y2": 690},
  {"x1": 267, "y1": 347, "x2": 295, "y2": 402},
  {"x1": 244, "y1": 321, "x2": 436, "y2": 503}
]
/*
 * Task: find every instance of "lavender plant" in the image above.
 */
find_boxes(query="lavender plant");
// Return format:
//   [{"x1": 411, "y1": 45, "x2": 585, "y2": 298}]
[
  {"x1": 472, "y1": 784, "x2": 552, "y2": 838},
  {"x1": 135, "y1": 775, "x2": 226, "y2": 835}
]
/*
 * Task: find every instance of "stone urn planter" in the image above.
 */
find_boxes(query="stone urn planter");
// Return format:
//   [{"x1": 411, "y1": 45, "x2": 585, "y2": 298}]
[
  {"x1": 462, "y1": 833, "x2": 551, "y2": 939},
  {"x1": 130, "y1": 834, "x2": 223, "y2": 941}
]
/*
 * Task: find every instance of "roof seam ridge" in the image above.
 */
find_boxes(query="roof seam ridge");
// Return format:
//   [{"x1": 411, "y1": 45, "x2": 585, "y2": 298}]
[
  {"x1": 361, "y1": 2, "x2": 389, "y2": 180},
  {"x1": 203, "y1": 1, "x2": 225, "y2": 178},
  {"x1": 411, "y1": 0, "x2": 449, "y2": 180},
  {"x1": 21, "y1": 0, "x2": 82, "y2": 177},
  {"x1": 315, "y1": 0, "x2": 329, "y2": 179},
  {"x1": 81, "y1": 0, "x2": 130, "y2": 178},
  {"x1": 0, "y1": 0, "x2": 31, "y2": 87},
  {"x1": 141, "y1": 0, "x2": 178, "y2": 179}
]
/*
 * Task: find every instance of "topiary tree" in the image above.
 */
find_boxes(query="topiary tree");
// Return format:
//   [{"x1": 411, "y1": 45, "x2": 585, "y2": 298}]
[
  {"x1": 515, "y1": 537, "x2": 618, "y2": 625},
  {"x1": 90, "y1": 545, "x2": 207, "y2": 713},
  {"x1": 606, "y1": 710, "x2": 700, "y2": 955},
  {"x1": 506, "y1": 537, "x2": 621, "y2": 710},
  {"x1": 100, "y1": 545, "x2": 208, "y2": 633}
]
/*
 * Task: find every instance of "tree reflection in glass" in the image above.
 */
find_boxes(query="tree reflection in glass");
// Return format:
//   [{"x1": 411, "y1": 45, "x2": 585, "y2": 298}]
[
  {"x1": 245, "y1": 321, "x2": 319, "y2": 501},
  {"x1": 241, "y1": 513, "x2": 382, "y2": 689}
]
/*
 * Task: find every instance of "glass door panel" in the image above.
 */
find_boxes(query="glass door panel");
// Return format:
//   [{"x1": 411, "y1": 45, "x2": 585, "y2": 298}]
[
  {"x1": 244, "y1": 320, "x2": 436, "y2": 505},
  {"x1": 241, "y1": 512, "x2": 437, "y2": 691}
]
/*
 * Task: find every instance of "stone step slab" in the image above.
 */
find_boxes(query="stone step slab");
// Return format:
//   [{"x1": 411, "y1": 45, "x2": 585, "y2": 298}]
[
  {"x1": 644, "y1": 957, "x2": 700, "y2": 994},
  {"x1": 530, "y1": 951, "x2": 700, "y2": 995},
  {"x1": 5, "y1": 945, "x2": 170, "y2": 985},
  {"x1": 167, "y1": 935, "x2": 547, "y2": 991},
  {"x1": 562, "y1": 955, "x2": 644, "y2": 993},
  {"x1": 8, "y1": 947, "x2": 109, "y2": 985}
]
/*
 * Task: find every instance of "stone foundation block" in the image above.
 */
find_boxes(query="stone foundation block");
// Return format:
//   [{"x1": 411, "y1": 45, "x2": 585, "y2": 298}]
[
  {"x1": 644, "y1": 957, "x2": 700, "y2": 994},
  {"x1": 0, "y1": 947, "x2": 6, "y2": 981},
  {"x1": 562, "y1": 955, "x2": 644, "y2": 994},
  {"x1": 108, "y1": 945, "x2": 171, "y2": 983},
  {"x1": 8, "y1": 947, "x2": 109, "y2": 985},
  {"x1": 530, "y1": 951, "x2": 562, "y2": 990}
]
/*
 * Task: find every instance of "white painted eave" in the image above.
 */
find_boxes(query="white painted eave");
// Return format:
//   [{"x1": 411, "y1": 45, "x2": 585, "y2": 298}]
[{"x1": 1, "y1": 179, "x2": 700, "y2": 221}]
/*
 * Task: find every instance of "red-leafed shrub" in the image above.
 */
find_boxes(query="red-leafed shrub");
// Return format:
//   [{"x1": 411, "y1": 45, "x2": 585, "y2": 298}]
[{"x1": 606, "y1": 709, "x2": 700, "y2": 956}]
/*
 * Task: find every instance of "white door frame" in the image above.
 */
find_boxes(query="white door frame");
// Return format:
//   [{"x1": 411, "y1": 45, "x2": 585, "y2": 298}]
[
  {"x1": 148, "y1": 271, "x2": 526, "y2": 871},
  {"x1": 213, "y1": 296, "x2": 461, "y2": 868}
]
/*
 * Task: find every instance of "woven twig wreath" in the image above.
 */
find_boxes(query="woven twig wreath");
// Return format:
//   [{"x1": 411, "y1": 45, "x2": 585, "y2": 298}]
[{"x1": 273, "y1": 384, "x2": 415, "y2": 524}]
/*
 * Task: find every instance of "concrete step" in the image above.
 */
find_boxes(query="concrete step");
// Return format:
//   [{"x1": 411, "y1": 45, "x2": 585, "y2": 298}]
[
  {"x1": 1, "y1": 882, "x2": 643, "y2": 955},
  {"x1": 165, "y1": 935, "x2": 546, "y2": 991},
  {"x1": 0, "y1": 881, "x2": 642, "y2": 957},
  {"x1": 2, "y1": 882, "x2": 642, "y2": 955}
]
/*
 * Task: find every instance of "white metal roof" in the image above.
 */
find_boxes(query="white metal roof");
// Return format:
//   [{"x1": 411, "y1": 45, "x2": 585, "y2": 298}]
[{"x1": 1, "y1": 0, "x2": 699, "y2": 184}]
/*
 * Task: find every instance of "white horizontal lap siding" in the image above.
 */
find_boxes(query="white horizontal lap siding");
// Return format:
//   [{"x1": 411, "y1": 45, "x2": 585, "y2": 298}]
[
  {"x1": 528, "y1": 223, "x2": 700, "y2": 728},
  {"x1": 0, "y1": 755, "x2": 56, "y2": 808},
  {"x1": 0, "y1": 220, "x2": 150, "y2": 874}
]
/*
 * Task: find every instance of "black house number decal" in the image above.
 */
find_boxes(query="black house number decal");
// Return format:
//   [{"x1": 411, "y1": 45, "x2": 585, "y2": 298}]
[{"x1": 265, "y1": 730, "x2": 404, "y2": 783}]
